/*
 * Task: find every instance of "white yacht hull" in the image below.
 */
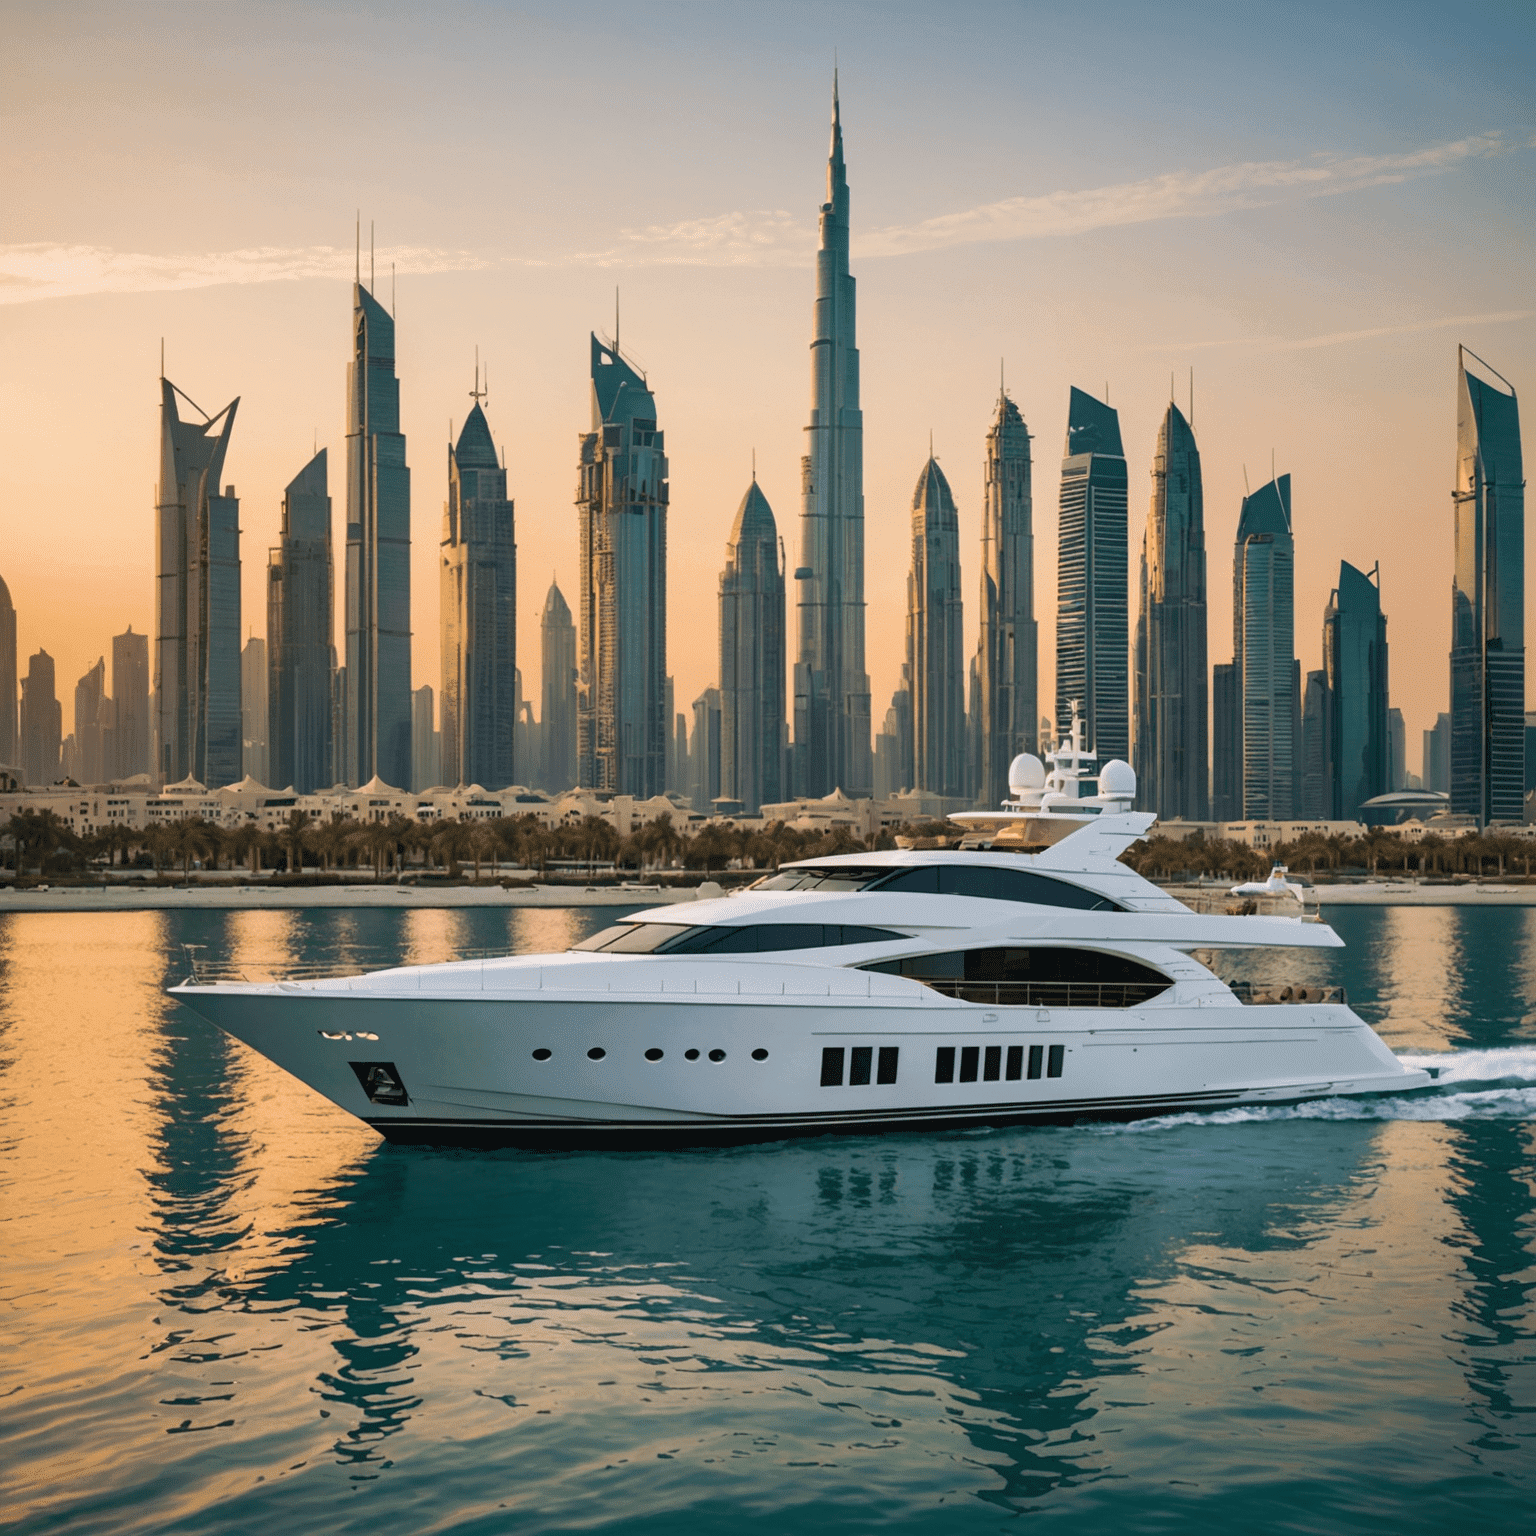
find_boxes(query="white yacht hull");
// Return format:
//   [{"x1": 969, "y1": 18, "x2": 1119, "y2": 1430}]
[{"x1": 173, "y1": 985, "x2": 1431, "y2": 1147}]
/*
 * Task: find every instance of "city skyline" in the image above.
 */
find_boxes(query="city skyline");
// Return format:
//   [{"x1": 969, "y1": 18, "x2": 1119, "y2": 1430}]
[{"x1": 3, "y1": 9, "x2": 1536, "y2": 804}]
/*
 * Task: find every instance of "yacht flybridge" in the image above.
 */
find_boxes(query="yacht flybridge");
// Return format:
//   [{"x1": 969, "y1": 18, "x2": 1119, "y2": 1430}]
[{"x1": 171, "y1": 709, "x2": 1430, "y2": 1147}]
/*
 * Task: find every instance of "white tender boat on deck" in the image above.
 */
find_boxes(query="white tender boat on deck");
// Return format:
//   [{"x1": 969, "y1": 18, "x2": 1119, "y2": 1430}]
[{"x1": 170, "y1": 712, "x2": 1430, "y2": 1147}]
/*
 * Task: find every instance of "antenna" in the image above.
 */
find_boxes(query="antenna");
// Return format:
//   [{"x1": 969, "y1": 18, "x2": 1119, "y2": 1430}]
[
  {"x1": 1271, "y1": 447, "x2": 1275, "y2": 482},
  {"x1": 1170, "y1": 371, "x2": 1175, "y2": 404},
  {"x1": 1243, "y1": 464, "x2": 1251, "y2": 495},
  {"x1": 470, "y1": 345, "x2": 486, "y2": 404},
  {"x1": 355, "y1": 212, "x2": 360, "y2": 284},
  {"x1": 1104, "y1": 380, "x2": 1110, "y2": 405},
  {"x1": 614, "y1": 286, "x2": 620, "y2": 353},
  {"x1": 752, "y1": 446, "x2": 757, "y2": 483},
  {"x1": 369, "y1": 221, "x2": 375, "y2": 292},
  {"x1": 929, "y1": 428, "x2": 934, "y2": 459},
  {"x1": 1000, "y1": 356, "x2": 1006, "y2": 398}
]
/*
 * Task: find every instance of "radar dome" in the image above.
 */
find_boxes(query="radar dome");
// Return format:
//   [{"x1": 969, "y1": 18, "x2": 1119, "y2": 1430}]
[
  {"x1": 1007, "y1": 753, "x2": 1046, "y2": 793},
  {"x1": 1098, "y1": 759, "x2": 1136, "y2": 798}
]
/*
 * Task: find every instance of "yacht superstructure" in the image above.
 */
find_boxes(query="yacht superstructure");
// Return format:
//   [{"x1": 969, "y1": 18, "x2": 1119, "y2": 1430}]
[{"x1": 171, "y1": 709, "x2": 1430, "y2": 1147}]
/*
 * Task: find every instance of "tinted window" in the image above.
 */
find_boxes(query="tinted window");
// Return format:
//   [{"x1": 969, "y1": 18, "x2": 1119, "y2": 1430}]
[
  {"x1": 864, "y1": 946, "x2": 1169, "y2": 1008},
  {"x1": 875, "y1": 865, "x2": 1120, "y2": 910},
  {"x1": 572, "y1": 922, "x2": 901, "y2": 955}
]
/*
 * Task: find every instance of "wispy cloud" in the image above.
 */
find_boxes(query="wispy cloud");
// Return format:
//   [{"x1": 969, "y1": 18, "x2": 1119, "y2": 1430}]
[
  {"x1": 0, "y1": 242, "x2": 490, "y2": 305},
  {"x1": 576, "y1": 210, "x2": 806, "y2": 269},
  {"x1": 857, "y1": 131, "x2": 1533, "y2": 257},
  {"x1": 587, "y1": 129, "x2": 1532, "y2": 267},
  {"x1": 3, "y1": 130, "x2": 1529, "y2": 300},
  {"x1": 1152, "y1": 308, "x2": 1536, "y2": 354}
]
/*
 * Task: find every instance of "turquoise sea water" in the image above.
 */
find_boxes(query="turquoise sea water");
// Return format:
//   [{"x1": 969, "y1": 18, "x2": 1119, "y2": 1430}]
[{"x1": 1, "y1": 904, "x2": 1533, "y2": 1534}]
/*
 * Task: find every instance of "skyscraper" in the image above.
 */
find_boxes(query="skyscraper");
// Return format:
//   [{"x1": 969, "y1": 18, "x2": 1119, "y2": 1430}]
[
  {"x1": 0, "y1": 575, "x2": 15, "y2": 768},
  {"x1": 267, "y1": 449, "x2": 334, "y2": 794},
  {"x1": 1134, "y1": 402, "x2": 1208, "y2": 819},
  {"x1": 20, "y1": 649, "x2": 60, "y2": 787},
  {"x1": 1300, "y1": 668, "x2": 1331, "y2": 819},
  {"x1": 241, "y1": 636, "x2": 268, "y2": 783},
  {"x1": 1212, "y1": 662, "x2": 1240, "y2": 820},
  {"x1": 345, "y1": 282, "x2": 412, "y2": 790},
  {"x1": 73, "y1": 658, "x2": 107, "y2": 784},
  {"x1": 906, "y1": 457, "x2": 965, "y2": 797},
  {"x1": 1056, "y1": 388, "x2": 1129, "y2": 760},
  {"x1": 440, "y1": 399, "x2": 517, "y2": 790},
  {"x1": 155, "y1": 376, "x2": 241, "y2": 788},
  {"x1": 974, "y1": 389, "x2": 1036, "y2": 807},
  {"x1": 1322, "y1": 561, "x2": 1389, "y2": 821},
  {"x1": 719, "y1": 481, "x2": 786, "y2": 815},
  {"x1": 1424, "y1": 712, "x2": 1451, "y2": 794},
  {"x1": 411, "y1": 684, "x2": 440, "y2": 792},
  {"x1": 793, "y1": 76, "x2": 871, "y2": 799},
  {"x1": 540, "y1": 580, "x2": 577, "y2": 794},
  {"x1": 691, "y1": 687, "x2": 722, "y2": 812},
  {"x1": 1233, "y1": 474, "x2": 1296, "y2": 820},
  {"x1": 108, "y1": 628, "x2": 150, "y2": 779},
  {"x1": 576, "y1": 334, "x2": 668, "y2": 796},
  {"x1": 1451, "y1": 348, "x2": 1525, "y2": 824}
]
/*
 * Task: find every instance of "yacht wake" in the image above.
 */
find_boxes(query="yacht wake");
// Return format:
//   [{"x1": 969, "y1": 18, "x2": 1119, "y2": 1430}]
[{"x1": 1107, "y1": 1045, "x2": 1536, "y2": 1130}]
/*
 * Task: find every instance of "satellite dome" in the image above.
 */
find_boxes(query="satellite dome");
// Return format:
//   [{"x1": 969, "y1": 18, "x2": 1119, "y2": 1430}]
[
  {"x1": 1098, "y1": 759, "x2": 1136, "y2": 798},
  {"x1": 1007, "y1": 753, "x2": 1046, "y2": 793}
]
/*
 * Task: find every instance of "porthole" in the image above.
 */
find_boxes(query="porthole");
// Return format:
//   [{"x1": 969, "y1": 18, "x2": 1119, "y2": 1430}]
[
  {"x1": 587, "y1": 1047, "x2": 607, "y2": 1061},
  {"x1": 751, "y1": 1048, "x2": 769, "y2": 1061},
  {"x1": 645, "y1": 1048, "x2": 664, "y2": 1062},
  {"x1": 708, "y1": 1048, "x2": 726, "y2": 1062},
  {"x1": 684, "y1": 1048, "x2": 700, "y2": 1061},
  {"x1": 532, "y1": 1048, "x2": 552, "y2": 1061}
]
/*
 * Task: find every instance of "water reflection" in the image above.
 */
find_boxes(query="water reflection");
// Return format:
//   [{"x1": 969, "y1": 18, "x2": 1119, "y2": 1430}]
[{"x1": 0, "y1": 907, "x2": 1532, "y2": 1536}]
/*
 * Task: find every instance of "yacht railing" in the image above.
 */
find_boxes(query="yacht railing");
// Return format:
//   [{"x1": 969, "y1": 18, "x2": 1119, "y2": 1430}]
[
  {"x1": 178, "y1": 945, "x2": 513, "y2": 985},
  {"x1": 920, "y1": 979, "x2": 1172, "y2": 1009},
  {"x1": 1229, "y1": 981, "x2": 1347, "y2": 1005}
]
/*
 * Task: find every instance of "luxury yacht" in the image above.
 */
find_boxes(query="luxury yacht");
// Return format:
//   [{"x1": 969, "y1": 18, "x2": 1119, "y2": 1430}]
[{"x1": 171, "y1": 711, "x2": 1430, "y2": 1147}]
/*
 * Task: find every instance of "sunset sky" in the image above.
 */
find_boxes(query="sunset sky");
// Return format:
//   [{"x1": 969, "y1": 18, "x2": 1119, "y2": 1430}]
[{"x1": 3, "y1": 0, "x2": 1532, "y2": 779}]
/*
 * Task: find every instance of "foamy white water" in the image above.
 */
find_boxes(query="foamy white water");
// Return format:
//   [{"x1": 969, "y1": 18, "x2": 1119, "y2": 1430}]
[{"x1": 1108, "y1": 1045, "x2": 1536, "y2": 1131}]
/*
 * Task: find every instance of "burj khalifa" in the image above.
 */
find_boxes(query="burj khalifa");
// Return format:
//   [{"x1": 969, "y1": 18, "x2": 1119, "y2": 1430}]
[{"x1": 792, "y1": 76, "x2": 871, "y2": 797}]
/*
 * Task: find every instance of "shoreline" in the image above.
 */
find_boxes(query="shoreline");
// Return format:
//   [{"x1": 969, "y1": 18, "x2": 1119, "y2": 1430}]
[
  {"x1": 2, "y1": 879, "x2": 1535, "y2": 912},
  {"x1": 0, "y1": 883, "x2": 711, "y2": 912}
]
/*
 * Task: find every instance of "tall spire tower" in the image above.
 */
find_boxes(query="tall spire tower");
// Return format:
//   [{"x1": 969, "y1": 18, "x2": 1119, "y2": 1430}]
[
  {"x1": 793, "y1": 74, "x2": 870, "y2": 797},
  {"x1": 343, "y1": 279, "x2": 412, "y2": 789}
]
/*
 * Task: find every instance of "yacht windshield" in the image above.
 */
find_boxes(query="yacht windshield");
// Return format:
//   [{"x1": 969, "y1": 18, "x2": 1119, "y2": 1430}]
[{"x1": 751, "y1": 867, "x2": 893, "y2": 892}]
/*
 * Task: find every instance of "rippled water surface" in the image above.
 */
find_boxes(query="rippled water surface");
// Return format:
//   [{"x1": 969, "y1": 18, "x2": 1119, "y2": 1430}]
[{"x1": 2, "y1": 904, "x2": 1533, "y2": 1533}]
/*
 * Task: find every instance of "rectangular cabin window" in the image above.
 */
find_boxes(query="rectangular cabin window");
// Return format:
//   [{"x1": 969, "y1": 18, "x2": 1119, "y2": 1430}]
[
  {"x1": 1028, "y1": 1045, "x2": 1044, "y2": 1080},
  {"x1": 849, "y1": 1046, "x2": 873, "y2": 1086},
  {"x1": 1048, "y1": 1044, "x2": 1065, "y2": 1078},
  {"x1": 934, "y1": 1047, "x2": 955, "y2": 1084},
  {"x1": 1006, "y1": 1045, "x2": 1024, "y2": 1081},
  {"x1": 983, "y1": 1045, "x2": 1001, "y2": 1082},
  {"x1": 877, "y1": 1046, "x2": 899, "y2": 1085},
  {"x1": 820, "y1": 1047, "x2": 845, "y2": 1087},
  {"x1": 959, "y1": 1046, "x2": 980, "y2": 1083}
]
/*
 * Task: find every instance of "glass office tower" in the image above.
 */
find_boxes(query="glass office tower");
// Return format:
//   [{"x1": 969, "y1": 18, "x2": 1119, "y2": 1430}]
[
  {"x1": 1056, "y1": 387, "x2": 1128, "y2": 760},
  {"x1": 719, "y1": 481, "x2": 786, "y2": 815},
  {"x1": 974, "y1": 389, "x2": 1036, "y2": 807},
  {"x1": 1323, "y1": 560, "x2": 1389, "y2": 821},
  {"x1": 1134, "y1": 401, "x2": 1208, "y2": 819},
  {"x1": 1451, "y1": 347, "x2": 1525, "y2": 824},
  {"x1": 576, "y1": 335, "x2": 669, "y2": 796},
  {"x1": 344, "y1": 283, "x2": 412, "y2": 790},
  {"x1": 1233, "y1": 474, "x2": 1296, "y2": 819}
]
